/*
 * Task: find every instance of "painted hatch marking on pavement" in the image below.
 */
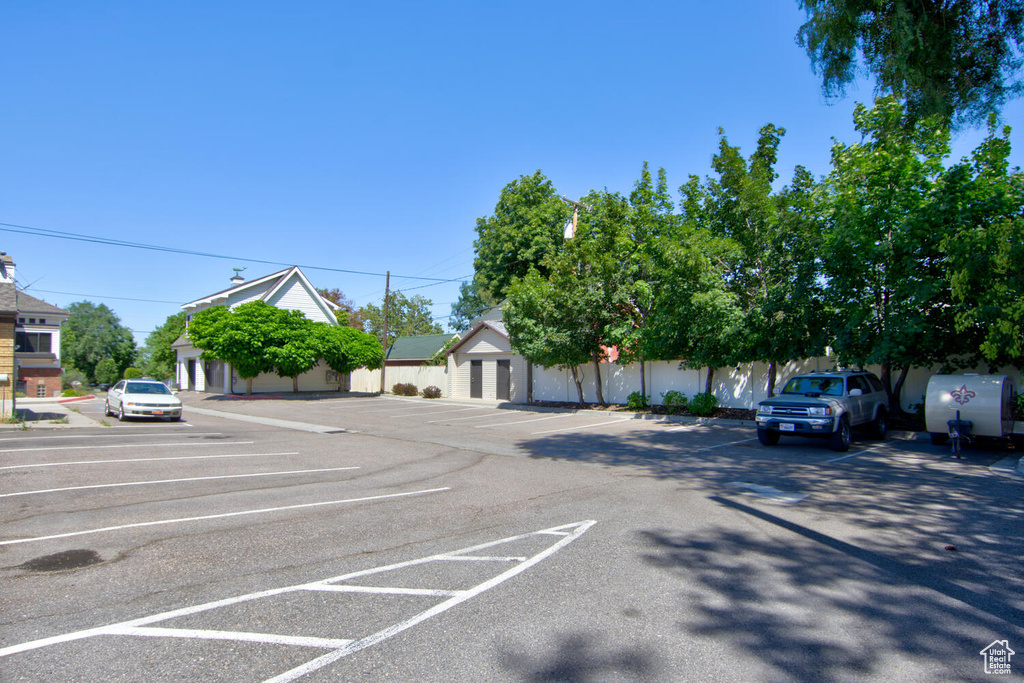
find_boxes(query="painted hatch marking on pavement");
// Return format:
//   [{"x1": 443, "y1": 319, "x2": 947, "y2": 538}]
[
  {"x1": 0, "y1": 487, "x2": 451, "y2": 546},
  {"x1": 0, "y1": 467, "x2": 361, "y2": 499},
  {"x1": 726, "y1": 482, "x2": 809, "y2": 504},
  {"x1": 0, "y1": 520, "x2": 596, "y2": 683}
]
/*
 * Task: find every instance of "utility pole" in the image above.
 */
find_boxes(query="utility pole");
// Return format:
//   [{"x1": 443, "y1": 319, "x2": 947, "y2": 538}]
[
  {"x1": 560, "y1": 196, "x2": 592, "y2": 240},
  {"x1": 379, "y1": 270, "x2": 390, "y2": 394}
]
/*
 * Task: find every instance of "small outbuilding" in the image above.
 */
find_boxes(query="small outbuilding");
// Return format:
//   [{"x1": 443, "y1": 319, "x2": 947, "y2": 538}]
[{"x1": 445, "y1": 320, "x2": 528, "y2": 403}]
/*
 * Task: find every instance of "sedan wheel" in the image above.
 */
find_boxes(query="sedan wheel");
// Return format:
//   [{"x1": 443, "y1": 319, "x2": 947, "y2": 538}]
[{"x1": 117, "y1": 404, "x2": 127, "y2": 422}]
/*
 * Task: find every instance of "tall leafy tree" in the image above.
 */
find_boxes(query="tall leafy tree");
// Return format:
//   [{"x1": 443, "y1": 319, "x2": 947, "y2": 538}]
[
  {"x1": 797, "y1": 0, "x2": 1024, "y2": 126},
  {"x1": 607, "y1": 163, "x2": 677, "y2": 399},
  {"x1": 822, "y1": 97, "x2": 955, "y2": 410},
  {"x1": 689, "y1": 125, "x2": 827, "y2": 396},
  {"x1": 505, "y1": 190, "x2": 631, "y2": 404},
  {"x1": 316, "y1": 287, "x2": 365, "y2": 330},
  {"x1": 448, "y1": 281, "x2": 498, "y2": 332},
  {"x1": 360, "y1": 290, "x2": 443, "y2": 350},
  {"x1": 472, "y1": 170, "x2": 571, "y2": 301},
  {"x1": 940, "y1": 116, "x2": 1024, "y2": 367},
  {"x1": 142, "y1": 311, "x2": 187, "y2": 380},
  {"x1": 61, "y1": 302, "x2": 137, "y2": 384}
]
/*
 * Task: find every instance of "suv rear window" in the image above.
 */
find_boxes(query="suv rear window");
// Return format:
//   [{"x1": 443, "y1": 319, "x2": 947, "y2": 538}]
[
  {"x1": 866, "y1": 375, "x2": 885, "y2": 393},
  {"x1": 781, "y1": 376, "x2": 844, "y2": 396}
]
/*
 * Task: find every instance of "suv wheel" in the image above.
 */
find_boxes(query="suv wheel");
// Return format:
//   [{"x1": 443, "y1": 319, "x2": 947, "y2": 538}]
[
  {"x1": 871, "y1": 408, "x2": 887, "y2": 439},
  {"x1": 829, "y1": 416, "x2": 851, "y2": 452},
  {"x1": 757, "y1": 428, "x2": 780, "y2": 446}
]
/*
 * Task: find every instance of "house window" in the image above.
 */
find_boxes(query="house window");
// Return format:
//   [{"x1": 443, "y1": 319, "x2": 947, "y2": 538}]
[
  {"x1": 15, "y1": 331, "x2": 52, "y2": 353},
  {"x1": 36, "y1": 383, "x2": 47, "y2": 398},
  {"x1": 17, "y1": 317, "x2": 24, "y2": 323},
  {"x1": 38, "y1": 318, "x2": 45, "y2": 324},
  {"x1": 28, "y1": 318, "x2": 35, "y2": 324}
]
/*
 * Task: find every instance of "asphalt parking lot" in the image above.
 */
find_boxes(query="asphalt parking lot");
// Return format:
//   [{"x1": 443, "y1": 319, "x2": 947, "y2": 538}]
[{"x1": 1, "y1": 394, "x2": 1022, "y2": 681}]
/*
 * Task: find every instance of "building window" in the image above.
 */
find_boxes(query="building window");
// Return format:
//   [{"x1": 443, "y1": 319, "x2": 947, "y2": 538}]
[
  {"x1": 36, "y1": 383, "x2": 47, "y2": 398},
  {"x1": 38, "y1": 318, "x2": 45, "y2": 324},
  {"x1": 28, "y1": 318, "x2": 35, "y2": 324},
  {"x1": 17, "y1": 317, "x2": 24, "y2": 323},
  {"x1": 15, "y1": 331, "x2": 52, "y2": 353}
]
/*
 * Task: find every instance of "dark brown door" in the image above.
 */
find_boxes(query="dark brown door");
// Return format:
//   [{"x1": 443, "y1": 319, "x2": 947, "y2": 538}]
[
  {"x1": 496, "y1": 360, "x2": 510, "y2": 400},
  {"x1": 470, "y1": 360, "x2": 483, "y2": 399},
  {"x1": 187, "y1": 360, "x2": 196, "y2": 391}
]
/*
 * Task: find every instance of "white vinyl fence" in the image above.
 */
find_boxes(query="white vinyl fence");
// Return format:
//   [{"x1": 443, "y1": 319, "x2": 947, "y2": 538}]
[
  {"x1": 350, "y1": 366, "x2": 449, "y2": 396},
  {"x1": 530, "y1": 358, "x2": 1023, "y2": 412}
]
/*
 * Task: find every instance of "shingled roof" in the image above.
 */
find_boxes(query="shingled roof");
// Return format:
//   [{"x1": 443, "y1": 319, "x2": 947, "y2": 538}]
[
  {"x1": 385, "y1": 333, "x2": 459, "y2": 362},
  {"x1": 15, "y1": 291, "x2": 69, "y2": 317}
]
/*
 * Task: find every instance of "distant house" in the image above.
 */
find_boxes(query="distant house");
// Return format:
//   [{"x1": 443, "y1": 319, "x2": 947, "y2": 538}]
[
  {"x1": 14, "y1": 291, "x2": 70, "y2": 398},
  {"x1": 385, "y1": 333, "x2": 459, "y2": 367},
  {"x1": 173, "y1": 267, "x2": 346, "y2": 394},
  {"x1": 0, "y1": 254, "x2": 16, "y2": 409},
  {"x1": 0, "y1": 253, "x2": 70, "y2": 401}
]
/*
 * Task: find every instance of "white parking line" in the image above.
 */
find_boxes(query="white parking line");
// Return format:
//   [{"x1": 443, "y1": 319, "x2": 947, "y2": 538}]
[
  {"x1": 532, "y1": 419, "x2": 636, "y2": 435},
  {"x1": 0, "y1": 432, "x2": 223, "y2": 442},
  {"x1": 694, "y1": 438, "x2": 758, "y2": 451},
  {"x1": 390, "y1": 407, "x2": 486, "y2": 418},
  {"x1": 429, "y1": 411, "x2": 516, "y2": 423},
  {"x1": 0, "y1": 467, "x2": 361, "y2": 498},
  {"x1": 0, "y1": 441, "x2": 253, "y2": 454},
  {"x1": 826, "y1": 444, "x2": 887, "y2": 462},
  {"x1": 0, "y1": 452, "x2": 300, "y2": 471},
  {"x1": 0, "y1": 487, "x2": 451, "y2": 546},
  {"x1": 474, "y1": 413, "x2": 575, "y2": 429}
]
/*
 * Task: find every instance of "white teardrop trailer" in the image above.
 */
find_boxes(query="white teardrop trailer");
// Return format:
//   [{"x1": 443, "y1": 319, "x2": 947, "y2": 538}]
[{"x1": 925, "y1": 374, "x2": 1018, "y2": 457}]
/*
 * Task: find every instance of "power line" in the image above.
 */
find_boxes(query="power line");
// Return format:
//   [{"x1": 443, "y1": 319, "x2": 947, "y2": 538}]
[
  {"x1": 28, "y1": 288, "x2": 182, "y2": 304},
  {"x1": 0, "y1": 221, "x2": 455, "y2": 282}
]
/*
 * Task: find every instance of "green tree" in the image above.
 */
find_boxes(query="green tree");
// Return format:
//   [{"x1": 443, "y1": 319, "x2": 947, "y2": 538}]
[
  {"x1": 686, "y1": 125, "x2": 827, "y2": 396},
  {"x1": 263, "y1": 310, "x2": 322, "y2": 393},
  {"x1": 505, "y1": 190, "x2": 632, "y2": 405},
  {"x1": 608, "y1": 163, "x2": 678, "y2": 399},
  {"x1": 61, "y1": 302, "x2": 137, "y2": 384},
  {"x1": 186, "y1": 302, "x2": 280, "y2": 395},
  {"x1": 360, "y1": 290, "x2": 443, "y2": 350},
  {"x1": 473, "y1": 170, "x2": 571, "y2": 301},
  {"x1": 797, "y1": 0, "x2": 1024, "y2": 126},
  {"x1": 142, "y1": 311, "x2": 187, "y2": 381},
  {"x1": 822, "y1": 97, "x2": 955, "y2": 410},
  {"x1": 941, "y1": 116, "x2": 1024, "y2": 366},
  {"x1": 448, "y1": 281, "x2": 498, "y2": 332},
  {"x1": 316, "y1": 324, "x2": 385, "y2": 375},
  {"x1": 94, "y1": 358, "x2": 120, "y2": 385},
  {"x1": 316, "y1": 287, "x2": 366, "y2": 329}
]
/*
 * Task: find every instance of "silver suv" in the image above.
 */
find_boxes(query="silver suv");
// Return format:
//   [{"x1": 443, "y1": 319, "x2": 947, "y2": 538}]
[{"x1": 755, "y1": 370, "x2": 889, "y2": 451}]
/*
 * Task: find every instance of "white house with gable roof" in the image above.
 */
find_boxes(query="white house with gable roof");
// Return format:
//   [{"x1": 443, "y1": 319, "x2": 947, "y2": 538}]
[{"x1": 173, "y1": 267, "x2": 347, "y2": 394}]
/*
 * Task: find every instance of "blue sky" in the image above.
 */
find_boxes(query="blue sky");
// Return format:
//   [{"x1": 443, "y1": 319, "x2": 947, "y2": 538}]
[{"x1": 4, "y1": 2, "x2": 1022, "y2": 344}]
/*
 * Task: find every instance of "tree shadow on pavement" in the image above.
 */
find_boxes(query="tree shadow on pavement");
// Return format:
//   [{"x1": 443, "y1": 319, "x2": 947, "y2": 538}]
[
  {"x1": 519, "y1": 427, "x2": 1024, "y2": 641},
  {"x1": 639, "y1": 509, "x2": 1024, "y2": 682},
  {"x1": 498, "y1": 632, "x2": 658, "y2": 682}
]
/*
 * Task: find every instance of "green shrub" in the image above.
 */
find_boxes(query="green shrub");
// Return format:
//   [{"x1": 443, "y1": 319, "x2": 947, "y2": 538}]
[
  {"x1": 392, "y1": 383, "x2": 418, "y2": 396},
  {"x1": 123, "y1": 367, "x2": 143, "y2": 379},
  {"x1": 14, "y1": 391, "x2": 26, "y2": 398},
  {"x1": 688, "y1": 392, "x2": 718, "y2": 417},
  {"x1": 62, "y1": 367, "x2": 88, "y2": 390},
  {"x1": 61, "y1": 388, "x2": 85, "y2": 398},
  {"x1": 661, "y1": 390, "x2": 688, "y2": 413},
  {"x1": 421, "y1": 385, "x2": 442, "y2": 399},
  {"x1": 626, "y1": 391, "x2": 649, "y2": 410},
  {"x1": 1016, "y1": 393, "x2": 1024, "y2": 420}
]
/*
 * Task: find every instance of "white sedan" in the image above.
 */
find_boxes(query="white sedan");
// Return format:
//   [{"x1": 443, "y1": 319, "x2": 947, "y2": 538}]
[{"x1": 105, "y1": 379, "x2": 183, "y2": 422}]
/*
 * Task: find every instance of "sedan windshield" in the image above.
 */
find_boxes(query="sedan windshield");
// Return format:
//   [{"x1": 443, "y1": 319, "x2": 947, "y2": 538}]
[
  {"x1": 781, "y1": 377, "x2": 844, "y2": 396},
  {"x1": 125, "y1": 382, "x2": 173, "y2": 395}
]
